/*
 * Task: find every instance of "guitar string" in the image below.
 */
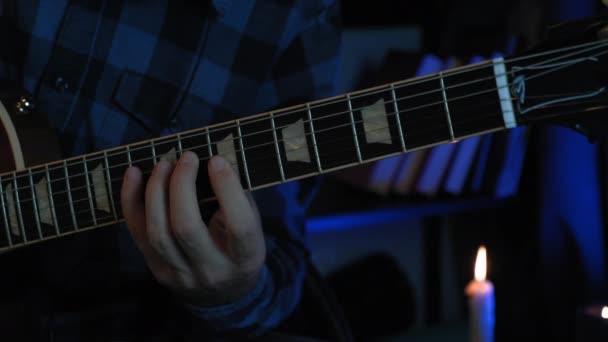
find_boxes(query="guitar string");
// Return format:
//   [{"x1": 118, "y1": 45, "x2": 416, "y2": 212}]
[
  {"x1": 3, "y1": 87, "x2": 521, "y2": 206},
  {"x1": 3, "y1": 78, "x2": 512, "y2": 191},
  {"x1": 1, "y1": 121, "x2": 497, "y2": 241},
  {"x1": 2, "y1": 93, "x2": 603, "y2": 243},
  {"x1": 1, "y1": 88, "x2": 591, "y2": 232},
  {"x1": 3, "y1": 37, "x2": 607, "y2": 185},
  {"x1": 3, "y1": 94, "x2": 519, "y2": 232},
  {"x1": 19, "y1": 85, "x2": 608, "y2": 230},
  {"x1": 4, "y1": 38, "x2": 608, "y2": 219},
  {"x1": 2, "y1": 97, "x2": 508, "y2": 221},
  {"x1": 3, "y1": 41, "x2": 606, "y2": 199},
  {"x1": 2, "y1": 39, "x2": 608, "y2": 218},
  {"x1": 3, "y1": 40, "x2": 607, "y2": 206},
  {"x1": 4, "y1": 41, "x2": 608, "y2": 246}
]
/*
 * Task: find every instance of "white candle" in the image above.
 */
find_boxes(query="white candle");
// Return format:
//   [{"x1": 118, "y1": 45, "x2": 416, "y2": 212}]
[{"x1": 465, "y1": 246, "x2": 495, "y2": 342}]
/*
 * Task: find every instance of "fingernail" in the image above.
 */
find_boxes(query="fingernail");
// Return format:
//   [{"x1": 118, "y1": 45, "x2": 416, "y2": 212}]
[
  {"x1": 179, "y1": 151, "x2": 198, "y2": 164},
  {"x1": 210, "y1": 156, "x2": 227, "y2": 172},
  {"x1": 156, "y1": 160, "x2": 170, "y2": 173}
]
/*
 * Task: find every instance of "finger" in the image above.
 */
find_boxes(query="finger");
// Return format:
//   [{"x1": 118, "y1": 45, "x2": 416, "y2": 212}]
[
  {"x1": 170, "y1": 151, "x2": 223, "y2": 264},
  {"x1": 145, "y1": 160, "x2": 191, "y2": 273},
  {"x1": 120, "y1": 167, "x2": 165, "y2": 269},
  {"x1": 208, "y1": 156, "x2": 263, "y2": 261},
  {"x1": 208, "y1": 156, "x2": 257, "y2": 231}
]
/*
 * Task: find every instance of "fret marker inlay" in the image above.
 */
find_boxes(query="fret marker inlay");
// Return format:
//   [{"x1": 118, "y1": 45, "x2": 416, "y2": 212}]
[
  {"x1": 5, "y1": 183, "x2": 19, "y2": 236},
  {"x1": 217, "y1": 134, "x2": 238, "y2": 169},
  {"x1": 160, "y1": 147, "x2": 177, "y2": 164},
  {"x1": 92, "y1": 164, "x2": 111, "y2": 213},
  {"x1": 362, "y1": 99, "x2": 391, "y2": 144},
  {"x1": 282, "y1": 119, "x2": 310, "y2": 163},
  {"x1": 35, "y1": 177, "x2": 53, "y2": 225}
]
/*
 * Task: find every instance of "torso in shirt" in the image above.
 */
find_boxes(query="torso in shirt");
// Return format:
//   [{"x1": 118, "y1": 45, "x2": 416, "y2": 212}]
[{"x1": 8, "y1": 0, "x2": 335, "y2": 156}]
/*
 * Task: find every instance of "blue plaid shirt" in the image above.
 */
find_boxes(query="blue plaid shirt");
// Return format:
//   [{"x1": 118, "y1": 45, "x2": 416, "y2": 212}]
[{"x1": 0, "y1": 0, "x2": 341, "y2": 339}]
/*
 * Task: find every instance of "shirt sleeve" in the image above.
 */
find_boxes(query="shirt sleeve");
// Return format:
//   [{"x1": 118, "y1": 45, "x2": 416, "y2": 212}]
[{"x1": 179, "y1": 1, "x2": 342, "y2": 338}]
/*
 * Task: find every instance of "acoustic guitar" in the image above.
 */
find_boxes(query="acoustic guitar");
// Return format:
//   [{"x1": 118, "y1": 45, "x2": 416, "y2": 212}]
[{"x1": 2, "y1": 15, "x2": 608, "y2": 254}]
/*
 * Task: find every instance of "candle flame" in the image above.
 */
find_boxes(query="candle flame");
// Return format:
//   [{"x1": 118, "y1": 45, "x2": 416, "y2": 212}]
[
  {"x1": 474, "y1": 246, "x2": 487, "y2": 281},
  {"x1": 602, "y1": 306, "x2": 608, "y2": 319}
]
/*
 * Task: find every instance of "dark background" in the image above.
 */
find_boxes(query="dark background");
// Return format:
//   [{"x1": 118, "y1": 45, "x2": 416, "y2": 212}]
[{"x1": 304, "y1": 0, "x2": 608, "y2": 341}]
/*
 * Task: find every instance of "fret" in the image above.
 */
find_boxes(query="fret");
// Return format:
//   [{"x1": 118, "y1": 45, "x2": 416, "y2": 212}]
[
  {"x1": 270, "y1": 112, "x2": 286, "y2": 181},
  {"x1": 154, "y1": 136, "x2": 179, "y2": 165},
  {"x1": 47, "y1": 162, "x2": 76, "y2": 233},
  {"x1": 27, "y1": 168, "x2": 43, "y2": 239},
  {"x1": 151, "y1": 141, "x2": 158, "y2": 165},
  {"x1": 306, "y1": 103, "x2": 323, "y2": 172},
  {"x1": 394, "y1": 75, "x2": 452, "y2": 148},
  {"x1": 31, "y1": 166, "x2": 57, "y2": 238},
  {"x1": 0, "y1": 175, "x2": 13, "y2": 247},
  {"x1": 439, "y1": 72, "x2": 456, "y2": 141},
  {"x1": 208, "y1": 123, "x2": 249, "y2": 188},
  {"x1": 11, "y1": 173, "x2": 27, "y2": 242},
  {"x1": 442, "y1": 62, "x2": 505, "y2": 138},
  {"x1": 45, "y1": 165, "x2": 60, "y2": 235},
  {"x1": 180, "y1": 131, "x2": 213, "y2": 200},
  {"x1": 65, "y1": 159, "x2": 97, "y2": 230},
  {"x1": 176, "y1": 134, "x2": 184, "y2": 158},
  {"x1": 346, "y1": 94, "x2": 363, "y2": 163},
  {"x1": 345, "y1": 89, "x2": 403, "y2": 162},
  {"x1": 129, "y1": 141, "x2": 155, "y2": 185},
  {"x1": 205, "y1": 128, "x2": 213, "y2": 158},
  {"x1": 310, "y1": 96, "x2": 385, "y2": 170},
  {"x1": 85, "y1": 155, "x2": 118, "y2": 227},
  {"x1": 239, "y1": 115, "x2": 283, "y2": 187},
  {"x1": 2, "y1": 176, "x2": 22, "y2": 244},
  {"x1": 13, "y1": 169, "x2": 47, "y2": 242},
  {"x1": 103, "y1": 151, "x2": 118, "y2": 221},
  {"x1": 236, "y1": 120, "x2": 252, "y2": 190},
  {"x1": 82, "y1": 158, "x2": 98, "y2": 227},
  {"x1": 63, "y1": 161, "x2": 79, "y2": 230},
  {"x1": 106, "y1": 147, "x2": 132, "y2": 219},
  {"x1": 390, "y1": 83, "x2": 407, "y2": 152},
  {"x1": 28, "y1": 167, "x2": 57, "y2": 238},
  {"x1": 126, "y1": 145, "x2": 133, "y2": 166},
  {"x1": 272, "y1": 108, "x2": 317, "y2": 180}
]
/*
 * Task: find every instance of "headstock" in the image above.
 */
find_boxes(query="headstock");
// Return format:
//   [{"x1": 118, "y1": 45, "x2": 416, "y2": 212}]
[{"x1": 509, "y1": 15, "x2": 608, "y2": 142}]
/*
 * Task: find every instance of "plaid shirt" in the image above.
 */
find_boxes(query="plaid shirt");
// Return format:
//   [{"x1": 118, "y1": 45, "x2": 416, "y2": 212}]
[{"x1": 0, "y1": 0, "x2": 341, "y2": 339}]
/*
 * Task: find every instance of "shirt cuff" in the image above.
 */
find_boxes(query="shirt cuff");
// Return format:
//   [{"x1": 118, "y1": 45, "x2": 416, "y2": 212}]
[{"x1": 182, "y1": 265, "x2": 273, "y2": 329}]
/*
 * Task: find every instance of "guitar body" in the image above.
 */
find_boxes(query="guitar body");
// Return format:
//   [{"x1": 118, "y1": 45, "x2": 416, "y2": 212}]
[
  {"x1": 0, "y1": 99, "x2": 63, "y2": 174},
  {"x1": 0, "y1": 98, "x2": 63, "y2": 258}
]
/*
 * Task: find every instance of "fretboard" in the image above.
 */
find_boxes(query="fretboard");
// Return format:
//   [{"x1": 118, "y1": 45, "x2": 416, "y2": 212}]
[{"x1": 0, "y1": 58, "x2": 517, "y2": 251}]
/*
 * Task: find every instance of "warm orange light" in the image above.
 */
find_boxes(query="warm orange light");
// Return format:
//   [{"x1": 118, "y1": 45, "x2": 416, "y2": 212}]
[
  {"x1": 474, "y1": 246, "x2": 487, "y2": 281},
  {"x1": 602, "y1": 306, "x2": 608, "y2": 319}
]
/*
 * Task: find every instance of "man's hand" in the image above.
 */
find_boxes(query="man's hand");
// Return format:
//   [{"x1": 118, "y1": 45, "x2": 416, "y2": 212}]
[{"x1": 120, "y1": 151, "x2": 266, "y2": 306}]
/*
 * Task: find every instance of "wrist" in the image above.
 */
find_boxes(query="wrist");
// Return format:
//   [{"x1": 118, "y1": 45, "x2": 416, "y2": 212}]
[
  {"x1": 181, "y1": 266, "x2": 266, "y2": 308},
  {"x1": 183, "y1": 265, "x2": 271, "y2": 316}
]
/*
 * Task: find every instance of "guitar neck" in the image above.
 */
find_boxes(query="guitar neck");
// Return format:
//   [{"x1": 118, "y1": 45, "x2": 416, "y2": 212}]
[{"x1": 0, "y1": 57, "x2": 516, "y2": 251}]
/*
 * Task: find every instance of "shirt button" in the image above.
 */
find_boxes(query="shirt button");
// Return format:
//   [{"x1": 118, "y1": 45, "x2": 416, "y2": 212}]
[{"x1": 54, "y1": 77, "x2": 70, "y2": 93}]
